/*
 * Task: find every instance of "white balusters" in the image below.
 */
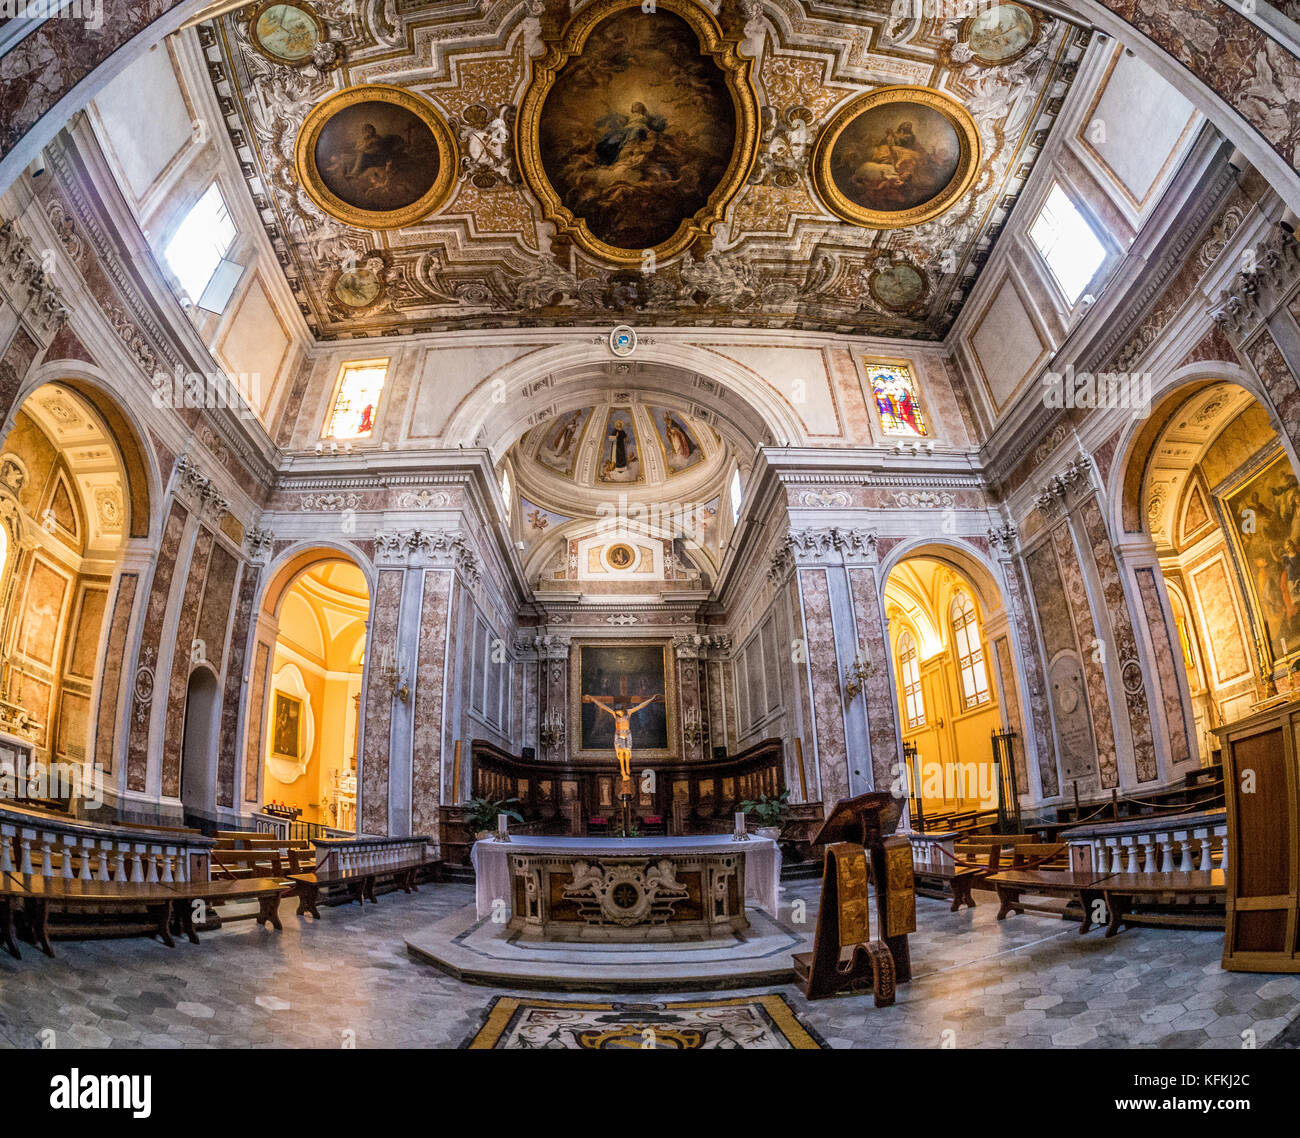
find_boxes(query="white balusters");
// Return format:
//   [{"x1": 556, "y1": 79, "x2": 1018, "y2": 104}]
[
  {"x1": 160, "y1": 849, "x2": 174, "y2": 884},
  {"x1": 1122, "y1": 836, "x2": 1138, "y2": 874},
  {"x1": 0, "y1": 831, "x2": 11, "y2": 873},
  {"x1": 1141, "y1": 839, "x2": 1158, "y2": 874},
  {"x1": 19, "y1": 835, "x2": 32, "y2": 875},
  {"x1": 113, "y1": 847, "x2": 127, "y2": 881},
  {"x1": 1217, "y1": 824, "x2": 1229, "y2": 872},
  {"x1": 1194, "y1": 828, "x2": 1213, "y2": 872},
  {"x1": 78, "y1": 839, "x2": 93, "y2": 880},
  {"x1": 96, "y1": 845, "x2": 110, "y2": 881},
  {"x1": 1157, "y1": 833, "x2": 1174, "y2": 873},
  {"x1": 1175, "y1": 830, "x2": 1194, "y2": 872}
]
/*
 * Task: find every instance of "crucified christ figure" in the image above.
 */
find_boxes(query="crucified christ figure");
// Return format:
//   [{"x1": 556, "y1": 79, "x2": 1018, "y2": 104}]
[{"x1": 583, "y1": 694, "x2": 662, "y2": 782}]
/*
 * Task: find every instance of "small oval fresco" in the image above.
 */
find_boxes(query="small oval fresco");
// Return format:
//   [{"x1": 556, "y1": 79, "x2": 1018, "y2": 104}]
[
  {"x1": 964, "y1": 3, "x2": 1038, "y2": 65},
  {"x1": 537, "y1": 7, "x2": 738, "y2": 251},
  {"x1": 252, "y1": 2, "x2": 321, "y2": 62}
]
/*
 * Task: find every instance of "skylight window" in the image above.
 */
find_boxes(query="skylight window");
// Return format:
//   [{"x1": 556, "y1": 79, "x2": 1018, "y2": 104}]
[
  {"x1": 324, "y1": 359, "x2": 389, "y2": 440},
  {"x1": 1029, "y1": 183, "x2": 1106, "y2": 305},
  {"x1": 164, "y1": 183, "x2": 237, "y2": 305}
]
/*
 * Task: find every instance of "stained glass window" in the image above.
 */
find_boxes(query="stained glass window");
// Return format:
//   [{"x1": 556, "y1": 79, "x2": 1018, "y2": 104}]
[
  {"x1": 867, "y1": 362, "x2": 928, "y2": 438},
  {"x1": 323, "y1": 360, "x2": 388, "y2": 440}
]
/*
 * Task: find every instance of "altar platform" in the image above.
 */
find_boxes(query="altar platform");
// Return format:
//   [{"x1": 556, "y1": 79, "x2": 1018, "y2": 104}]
[{"x1": 406, "y1": 899, "x2": 807, "y2": 992}]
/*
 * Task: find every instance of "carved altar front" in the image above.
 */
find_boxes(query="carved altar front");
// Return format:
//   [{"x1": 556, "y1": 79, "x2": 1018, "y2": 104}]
[{"x1": 471, "y1": 835, "x2": 780, "y2": 942}]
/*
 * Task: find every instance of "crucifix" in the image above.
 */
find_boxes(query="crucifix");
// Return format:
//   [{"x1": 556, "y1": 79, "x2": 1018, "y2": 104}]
[{"x1": 583, "y1": 680, "x2": 662, "y2": 782}]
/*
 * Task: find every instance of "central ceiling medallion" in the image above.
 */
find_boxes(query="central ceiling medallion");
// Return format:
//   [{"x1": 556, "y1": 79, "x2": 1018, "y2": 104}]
[
  {"x1": 295, "y1": 84, "x2": 458, "y2": 230},
  {"x1": 812, "y1": 86, "x2": 981, "y2": 230},
  {"x1": 517, "y1": 0, "x2": 759, "y2": 265}
]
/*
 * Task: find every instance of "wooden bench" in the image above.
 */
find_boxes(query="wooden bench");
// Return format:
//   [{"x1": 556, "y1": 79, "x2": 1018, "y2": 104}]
[
  {"x1": 288, "y1": 853, "x2": 433, "y2": 919},
  {"x1": 913, "y1": 863, "x2": 981, "y2": 911},
  {"x1": 0, "y1": 873, "x2": 286, "y2": 958},
  {"x1": 989, "y1": 869, "x2": 1116, "y2": 934},
  {"x1": 209, "y1": 847, "x2": 311, "y2": 880},
  {"x1": 1098, "y1": 870, "x2": 1226, "y2": 937},
  {"x1": 0, "y1": 874, "x2": 178, "y2": 956},
  {"x1": 958, "y1": 840, "x2": 1068, "y2": 888},
  {"x1": 172, "y1": 877, "x2": 287, "y2": 943}
]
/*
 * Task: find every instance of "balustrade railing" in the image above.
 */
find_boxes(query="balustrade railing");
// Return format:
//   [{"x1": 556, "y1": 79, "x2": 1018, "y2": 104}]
[
  {"x1": 0, "y1": 802, "x2": 213, "y2": 882},
  {"x1": 1060, "y1": 808, "x2": 1228, "y2": 876},
  {"x1": 311, "y1": 834, "x2": 433, "y2": 875}
]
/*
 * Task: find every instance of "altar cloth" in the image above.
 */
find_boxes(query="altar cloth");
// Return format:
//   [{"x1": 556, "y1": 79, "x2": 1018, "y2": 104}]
[{"x1": 471, "y1": 834, "x2": 781, "y2": 919}]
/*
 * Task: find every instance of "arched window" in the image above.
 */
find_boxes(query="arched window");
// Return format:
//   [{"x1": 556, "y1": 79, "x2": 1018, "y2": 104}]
[
  {"x1": 730, "y1": 468, "x2": 743, "y2": 524},
  {"x1": 951, "y1": 592, "x2": 990, "y2": 709},
  {"x1": 897, "y1": 630, "x2": 924, "y2": 729}
]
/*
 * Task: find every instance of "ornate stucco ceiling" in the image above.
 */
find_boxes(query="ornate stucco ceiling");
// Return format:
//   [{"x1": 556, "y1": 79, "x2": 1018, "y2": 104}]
[{"x1": 199, "y1": 0, "x2": 1085, "y2": 340}]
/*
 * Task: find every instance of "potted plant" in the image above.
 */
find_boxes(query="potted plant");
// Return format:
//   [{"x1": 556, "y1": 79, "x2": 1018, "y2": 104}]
[
  {"x1": 464, "y1": 796, "x2": 523, "y2": 840},
  {"x1": 741, "y1": 789, "x2": 790, "y2": 841}
]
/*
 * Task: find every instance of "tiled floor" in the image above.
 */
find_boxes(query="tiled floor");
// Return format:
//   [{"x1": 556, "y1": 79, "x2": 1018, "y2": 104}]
[{"x1": 0, "y1": 880, "x2": 1296, "y2": 1049}]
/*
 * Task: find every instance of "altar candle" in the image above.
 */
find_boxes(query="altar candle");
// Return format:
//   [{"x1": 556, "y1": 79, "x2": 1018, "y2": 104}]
[
  {"x1": 497, "y1": 813, "x2": 509, "y2": 836},
  {"x1": 735, "y1": 811, "x2": 746, "y2": 836}
]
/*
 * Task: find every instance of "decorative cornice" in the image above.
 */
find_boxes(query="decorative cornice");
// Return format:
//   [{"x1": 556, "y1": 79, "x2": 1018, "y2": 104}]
[
  {"x1": 0, "y1": 219, "x2": 69, "y2": 342},
  {"x1": 174, "y1": 454, "x2": 229, "y2": 521},
  {"x1": 1211, "y1": 224, "x2": 1300, "y2": 346},
  {"x1": 374, "y1": 528, "x2": 480, "y2": 582},
  {"x1": 1033, "y1": 456, "x2": 1093, "y2": 519}
]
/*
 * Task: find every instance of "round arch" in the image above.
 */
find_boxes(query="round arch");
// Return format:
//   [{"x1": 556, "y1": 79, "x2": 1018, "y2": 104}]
[
  {"x1": 1108, "y1": 360, "x2": 1297, "y2": 540},
  {"x1": 875, "y1": 537, "x2": 1011, "y2": 622},
  {"x1": 441, "y1": 343, "x2": 808, "y2": 456},
  {"x1": 12, "y1": 360, "x2": 163, "y2": 542},
  {"x1": 256, "y1": 541, "x2": 378, "y2": 620}
]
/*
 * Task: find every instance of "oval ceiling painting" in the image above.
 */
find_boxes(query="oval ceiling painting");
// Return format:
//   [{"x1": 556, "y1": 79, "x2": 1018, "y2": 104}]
[
  {"x1": 812, "y1": 86, "x2": 981, "y2": 230},
  {"x1": 294, "y1": 84, "x2": 458, "y2": 229},
  {"x1": 519, "y1": 0, "x2": 758, "y2": 264},
  {"x1": 249, "y1": 0, "x2": 323, "y2": 66}
]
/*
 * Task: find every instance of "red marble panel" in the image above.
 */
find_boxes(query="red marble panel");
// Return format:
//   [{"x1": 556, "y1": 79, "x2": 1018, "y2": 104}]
[
  {"x1": 848, "y1": 565, "x2": 900, "y2": 796},
  {"x1": 1079, "y1": 496, "x2": 1157, "y2": 782},
  {"x1": 195, "y1": 541, "x2": 238, "y2": 676},
  {"x1": 160, "y1": 527, "x2": 214, "y2": 799},
  {"x1": 360, "y1": 569, "x2": 404, "y2": 835},
  {"x1": 1051, "y1": 524, "x2": 1119, "y2": 788},
  {"x1": 126, "y1": 499, "x2": 187, "y2": 792},
  {"x1": 1136, "y1": 565, "x2": 1194, "y2": 767},
  {"x1": 999, "y1": 558, "x2": 1059, "y2": 797},
  {"x1": 412, "y1": 569, "x2": 451, "y2": 836},
  {"x1": 799, "y1": 568, "x2": 849, "y2": 808},
  {"x1": 243, "y1": 640, "x2": 270, "y2": 805},
  {"x1": 218, "y1": 565, "x2": 256, "y2": 808},
  {"x1": 92, "y1": 571, "x2": 136, "y2": 776}
]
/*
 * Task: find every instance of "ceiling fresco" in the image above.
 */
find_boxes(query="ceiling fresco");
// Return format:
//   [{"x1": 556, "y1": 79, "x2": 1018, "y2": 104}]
[{"x1": 199, "y1": 0, "x2": 1085, "y2": 340}]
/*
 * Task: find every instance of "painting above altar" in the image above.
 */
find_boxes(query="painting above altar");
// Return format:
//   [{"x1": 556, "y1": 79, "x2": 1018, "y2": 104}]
[{"x1": 571, "y1": 640, "x2": 676, "y2": 760}]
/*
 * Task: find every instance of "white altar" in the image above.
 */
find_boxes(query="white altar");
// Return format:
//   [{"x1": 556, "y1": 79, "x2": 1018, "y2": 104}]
[{"x1": 471, "y1": 834, "x2": 781, "y2": 937}]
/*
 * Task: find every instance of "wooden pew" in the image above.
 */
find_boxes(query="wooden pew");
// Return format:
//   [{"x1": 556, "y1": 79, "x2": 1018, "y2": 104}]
[{"x1": 288, "y1": 846, "x2": 437, "y2": 919}]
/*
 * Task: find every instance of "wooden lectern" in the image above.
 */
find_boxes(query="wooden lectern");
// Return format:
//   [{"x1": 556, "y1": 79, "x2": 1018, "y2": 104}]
[{"x1": 792, "y1": 792, "x2": 917, "y2": 1003}]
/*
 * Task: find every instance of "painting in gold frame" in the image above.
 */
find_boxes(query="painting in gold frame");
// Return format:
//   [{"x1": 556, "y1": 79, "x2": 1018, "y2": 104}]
[
  {"x1": 811, "y1": 86, "x2": 981, "y2": 230},
  {"x1": 294, "y1": 84, "x2": 458, "y2": 229},
  {"x1": 516, "y1": 0, "x2": 759, "y2": 265},
  {"x1": 569, "y1": 639, "x2": 677, "y2": 762},
  {"x1": 1217, "y1": 447, "x2": 1300, "y2": 674},
  {"x1": 271, "y1": 691, "x2": 303, "y2": 761}
]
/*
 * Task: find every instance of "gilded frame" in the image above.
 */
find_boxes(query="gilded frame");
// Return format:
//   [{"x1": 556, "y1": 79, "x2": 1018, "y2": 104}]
[
  {"x1": 294, "y1": 84, "x2": 459, "y2": 230},
  {"x1": 959, "y1": 3, "x2": 1041, "y2": 68},
  {"x1": 811, "y1": 85, "x2": 982, "y2": 230},
  {"x1": 569, "y1": 638, "x2": 678, "y2": 762},
  {"x1": 247, "y1": 0, "x2": 325, "y2": 68},
  {"x1": 515, "y1": 0, "x2": 759, "y2": 266}
]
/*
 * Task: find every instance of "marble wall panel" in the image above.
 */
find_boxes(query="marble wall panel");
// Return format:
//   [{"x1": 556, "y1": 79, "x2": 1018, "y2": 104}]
[
  {"x1": 126, "y1": 499, "x2": 187, "y2": 792},
  {"x1": 1135, "y1": 565, "x2": 1193, "y2": 766},
  {"x1": 799, "y1": 568, "x2": 849, "y2": 807},
  {"x1": 1051, "y1": 524, "x2": 1119, "y2": 788},
  {"x1": 217, "y1": 565, "x2": 256, "y2": 808},
  {"x1": 93, "y1": 571, "x2": 137, "y2": 775},
  {"x1": 412, "y1": 569, "x2": 451, "y2": 837},
  {"x1": 361, "y1": 569, "x2": 405, "y2": 835},
  {"x1": 848, "y1": 565, "x2": 900, "y2": 796},
  {"x1": 1000, "y1": 557, "x2": 1059, "y2": 797},
  {"x1": 243, "y1": 640, "x2": 270, "y2": 804},
  {"x1": 1079, "y1": 496, "x2": 1157, "y2": 782},
  {"x1": 160, "y1": 527, "x2": 213, "y2": 799}
]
